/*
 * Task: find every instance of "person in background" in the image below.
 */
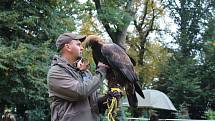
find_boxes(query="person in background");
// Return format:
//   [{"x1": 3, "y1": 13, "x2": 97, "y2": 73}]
[
  {"x1": 2, "y1": 109, "x2": 16, "y2": 121},
  {"x1": 23, "y1": 110, "x2": 29, "y2": 121},
  {"x1": 149, "y1": 112, "x2": 159, "y2": 121}
]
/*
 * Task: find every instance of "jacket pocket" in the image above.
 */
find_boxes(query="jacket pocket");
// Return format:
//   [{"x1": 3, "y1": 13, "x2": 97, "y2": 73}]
[
  {"x1": 57, "y1": 103, "x2": 67, "y2": 120},
  {"x1": 51, "y1": 101, "x2": 66, "y2": 121}
]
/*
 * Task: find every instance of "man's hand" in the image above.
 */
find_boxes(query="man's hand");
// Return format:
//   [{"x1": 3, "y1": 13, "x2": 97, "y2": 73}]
[
  {"x1": 97, "y1": 62, "x2": 109, "y2": 68},
  {"x1": 77, "y1": 59, "x2": 90, "y2": 71}
]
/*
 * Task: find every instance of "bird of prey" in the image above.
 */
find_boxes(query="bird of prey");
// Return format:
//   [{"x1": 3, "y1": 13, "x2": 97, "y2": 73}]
[{"x1": 84, "y1": 35, "x2": 145, "y2": 108}]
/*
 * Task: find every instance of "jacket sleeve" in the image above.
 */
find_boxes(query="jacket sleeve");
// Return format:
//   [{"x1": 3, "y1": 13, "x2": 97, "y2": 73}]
[{"x1": 47, "y1": 66, "x2": 107, "y2": 101}]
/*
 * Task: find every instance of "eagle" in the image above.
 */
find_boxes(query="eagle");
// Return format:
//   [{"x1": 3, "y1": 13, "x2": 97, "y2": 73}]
[{"x1": 84, "y1": 35, "x2": 145, "y2": 108}]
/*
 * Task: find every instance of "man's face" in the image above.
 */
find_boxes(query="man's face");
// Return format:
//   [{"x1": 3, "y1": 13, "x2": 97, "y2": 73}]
[{"x1": 64, "y1": 40, "x2": 83, "y2": 60}]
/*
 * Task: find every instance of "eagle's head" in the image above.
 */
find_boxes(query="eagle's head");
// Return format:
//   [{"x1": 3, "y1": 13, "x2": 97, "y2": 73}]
[{"x1": 83, "y1": 35, "x2": 104, "y2": 48}]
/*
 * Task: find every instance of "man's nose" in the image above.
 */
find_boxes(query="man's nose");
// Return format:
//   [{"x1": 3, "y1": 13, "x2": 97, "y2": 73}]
[{"x1": 80, "y1": 46, "x2": 84, "y2": 51}]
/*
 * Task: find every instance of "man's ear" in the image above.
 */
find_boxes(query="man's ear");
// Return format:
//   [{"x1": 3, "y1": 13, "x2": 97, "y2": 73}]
[
  {"x1": 64, "y1": 43, "x2": 69, "y2": 49},
  {"x1": 64, "y1": 43, "x2": 73, "y2": 51}
]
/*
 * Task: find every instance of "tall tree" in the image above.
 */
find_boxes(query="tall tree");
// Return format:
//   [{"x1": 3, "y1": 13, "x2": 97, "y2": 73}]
[
  {"x1": 93, "y1": 0, "x2": 164, "y2": 84},
  {"x1": 93, "y1": 0, "x2": 163, "y2": 50},
  {"x1": 156, "y1": 0, "x2": 215, "y2": 119},
  {"x1": 133, "y1": 0, "x2": 163, "y2": 65},
  {"x1": 92, "y1": 0, "x2": 164, "y2": 118},
  {"x1": 93, "y1": 0, "x2": 133, "y2": 49},
  {"x1": 0, "y1": 0, "x2": 85, "y2": 120},
  {"x1": 128, "y1": 40, "x2": 171, "y2": 87},
  {"x1": 164, "y1": 0, "x2": 214, "y2": 58},
  {"x1": 200, "y1": 16, "x2": 215, "y2": 111}
]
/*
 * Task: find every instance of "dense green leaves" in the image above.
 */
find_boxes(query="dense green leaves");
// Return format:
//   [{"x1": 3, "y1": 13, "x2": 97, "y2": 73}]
[
  {"x1": 155, "y1": 0, "x2": 215, "y2": 119},
  {"x1": 0, "y1": 0, "x2": 80, "y2": 120},
  {"x1": 0, "y1": 42, "x2": 54, "y2": 120},
  {"x1": 0, "y1": 0, "x2": 215, "y2": 120}
]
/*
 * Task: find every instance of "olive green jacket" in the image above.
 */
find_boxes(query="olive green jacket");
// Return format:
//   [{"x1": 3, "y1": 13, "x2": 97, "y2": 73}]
[{"x1": 47, "y1": 55, "x2": 107, "y2": 121}]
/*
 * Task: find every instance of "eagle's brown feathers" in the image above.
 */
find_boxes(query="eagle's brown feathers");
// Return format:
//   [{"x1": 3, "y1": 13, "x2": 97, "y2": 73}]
[{"x1": 84, "y1": 35, "x2": 144, "y2": 108}]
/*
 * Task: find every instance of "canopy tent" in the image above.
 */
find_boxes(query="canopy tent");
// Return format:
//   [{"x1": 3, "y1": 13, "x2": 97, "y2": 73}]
[{"x1": 122, "y1": 89, "x2": 177, "y2": 111}]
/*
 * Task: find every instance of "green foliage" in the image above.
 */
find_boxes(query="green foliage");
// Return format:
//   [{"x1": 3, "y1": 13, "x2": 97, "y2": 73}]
[
  {"x1": 28, "y1": 107, "x2": 49, "y2": 121},
  {"x1": 0, "y1": 0, "x2": 77, "y2": 47},
  {"x1": 0, "y1": 41, "x2": 54, "y2": 119},
  {"x1": 0, "y1": 0, "x2": 215, "y2": 120},
  {"x1": 127, "y1": 40, "x2": 171, "y2": 88},
  {"x1": 0, "y1": 0, "x2": 85, "y2": 120},
  {"x1": 157, "y1": 55, "x2": 201, "y2": 103},
  {"x1": 202, "y1": 109, "x2": 215, "y2": 120},
  {"x1": 98, "y1": 0, "x2": 132, "y2": 28},
  {"x1": 175, "y1": 104, "x2": 190, "y2": 119},
  {"x1": 156, "y1": 0, "x2": 215, "y2": 119},
  {"x1": 99, "y1": 6, "x2": 132, "y2": 30},
  {"x1": 164, "y1": 0, "x2": 214, "y2": 56}
]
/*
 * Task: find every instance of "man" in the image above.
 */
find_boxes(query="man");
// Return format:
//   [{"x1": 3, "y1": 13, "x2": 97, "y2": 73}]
[{"x1": 47, "y1": 32, "x2": 109, "y2": 121}]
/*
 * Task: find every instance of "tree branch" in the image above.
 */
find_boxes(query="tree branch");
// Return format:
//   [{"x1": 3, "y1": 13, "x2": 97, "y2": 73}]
[
  {"x1": 140, "y1": 0, "x2": 149, "y2": 27},
  {"x1": 93, "y1": 0, "x2": 116, "y2": 40}
]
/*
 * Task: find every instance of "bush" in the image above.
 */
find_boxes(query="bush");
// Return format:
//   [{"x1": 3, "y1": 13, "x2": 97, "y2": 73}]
[{"x1": 203, "y1": 109, "x2": 215, "y2": 120}]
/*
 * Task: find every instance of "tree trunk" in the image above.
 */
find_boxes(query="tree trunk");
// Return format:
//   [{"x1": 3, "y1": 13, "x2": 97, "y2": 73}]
[{"x1": 93, "y1": 0, "x2": 132, "y2": 50}]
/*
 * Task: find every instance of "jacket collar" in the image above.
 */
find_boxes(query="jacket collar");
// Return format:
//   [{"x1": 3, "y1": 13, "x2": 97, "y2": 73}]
[{"x1": 51, "y1": 55, "x2": 79, "y2": 70}]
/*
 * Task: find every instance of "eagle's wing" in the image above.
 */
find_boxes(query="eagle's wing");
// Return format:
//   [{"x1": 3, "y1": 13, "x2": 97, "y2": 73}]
[
  {"x1": 101, "y1": 43, "x2": 144, "y2": 105},
  {"x1": 101, "y1": 43, "x2": 137, "y2": 82}
]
